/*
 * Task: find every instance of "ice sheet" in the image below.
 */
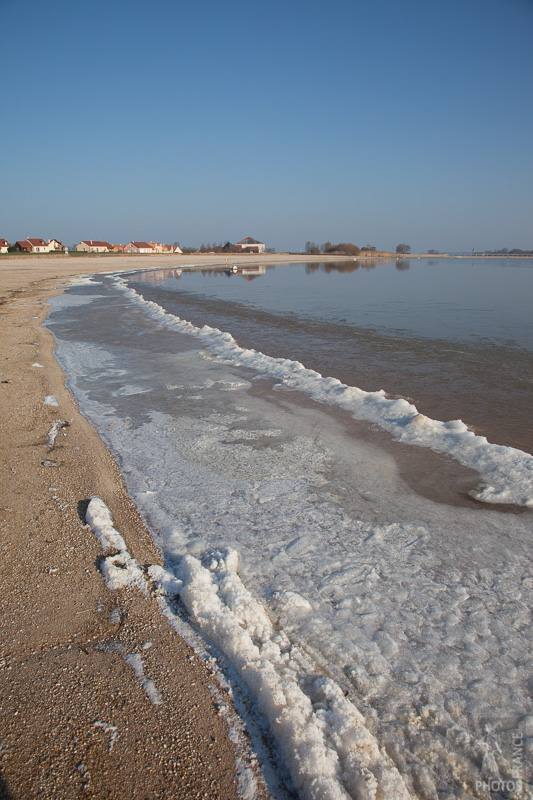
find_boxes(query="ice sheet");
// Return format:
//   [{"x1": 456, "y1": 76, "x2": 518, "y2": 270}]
[{"x1": 48, "y1": 279, "x2": 533, "y2": 799}]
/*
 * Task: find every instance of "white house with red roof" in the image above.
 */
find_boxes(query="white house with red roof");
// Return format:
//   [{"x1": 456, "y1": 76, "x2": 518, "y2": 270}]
[
  {"x1": 75, "y1": 240, "x2": 112, "y2": 253},
  {"x1": 0, "y1": 239, "x2": 11, "y2": 253},
  {"x1": 124, "y1": 241, "x2": 154, "y2": 254},
  {"x1": 26, "y1": 238, "x2": 49, "y2": 253},
  {"x1": 21, "y1": 238, "x2": 65, "y2": 253}
]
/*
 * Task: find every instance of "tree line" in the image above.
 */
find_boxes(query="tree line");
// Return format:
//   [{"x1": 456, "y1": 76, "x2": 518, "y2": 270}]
[
  {"x1": 176, "y1": 242, "x2": 276, "y2": 254},
  {"x1": 481, "y1": 248, "x2": 533, "y2": 255},
  {"x1": 305, "y1": 241, "x2": 374, "y2": 256},
  {"x1": 304, "y1": 242, "x2": 411, "y2": 255}
]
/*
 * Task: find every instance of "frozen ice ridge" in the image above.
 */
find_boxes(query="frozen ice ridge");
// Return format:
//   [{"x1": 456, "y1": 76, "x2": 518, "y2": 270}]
[
  {"x1": 86, "y1": 497, "x2": 412, "y2": 798},
  {"x1": 171, "y1": 547, "x2": 413, "y2": 800}
]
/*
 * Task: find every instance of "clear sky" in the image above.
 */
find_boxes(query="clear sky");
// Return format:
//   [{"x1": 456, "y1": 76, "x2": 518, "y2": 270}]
[{"x1": 1, "y1": 0, "x2": 532, "y2": 253}]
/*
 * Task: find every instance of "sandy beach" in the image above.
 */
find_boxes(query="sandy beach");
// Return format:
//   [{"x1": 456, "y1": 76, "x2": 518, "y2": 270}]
[{"x1": 0, "y1": 253, "x2": 310, "y2": 800}]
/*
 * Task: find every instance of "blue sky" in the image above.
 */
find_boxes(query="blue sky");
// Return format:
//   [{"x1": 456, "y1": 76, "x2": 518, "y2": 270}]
[{"x1": 1, "y1": 0, "x2": 532, "y2": 252}]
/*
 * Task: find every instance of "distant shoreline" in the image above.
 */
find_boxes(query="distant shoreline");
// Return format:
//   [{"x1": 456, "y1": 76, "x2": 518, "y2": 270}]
[{"x1": 2, "y1": 251, "x2": 532, "y2": 262}]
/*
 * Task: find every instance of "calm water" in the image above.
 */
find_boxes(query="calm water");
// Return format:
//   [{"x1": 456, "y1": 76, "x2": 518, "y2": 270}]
[{"x1": 130, "y1": 257, "x2": 533, "y2": 454}]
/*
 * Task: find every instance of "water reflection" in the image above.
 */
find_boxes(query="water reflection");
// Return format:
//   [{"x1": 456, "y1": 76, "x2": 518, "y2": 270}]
[
  {"x1": 234, "y1": 265, "x2": 266, "y2": 280},
  {"x1": 135, "y1": 259, "x2": 407, "y2": 283},
  {"x1": 135, "y1": 268, "x2": 183, "y2": 282},
  {"x1": 305, "y1": 259, "x2": 388, "y2": 274},
  {"x1": 130, "y1": 257, "x2": 533, "y2": 352},
  {"x1": 198, "y1": 265, "x2": 274, "y2": 279}
]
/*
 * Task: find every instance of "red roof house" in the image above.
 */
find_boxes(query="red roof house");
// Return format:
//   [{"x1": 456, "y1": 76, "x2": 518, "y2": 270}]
[
  {"x1": 14, "y1": 240, "x2": 31, "y2": 252},
  {"x1": 124, "y1": 242, "x2": 154, "y2": 254}
]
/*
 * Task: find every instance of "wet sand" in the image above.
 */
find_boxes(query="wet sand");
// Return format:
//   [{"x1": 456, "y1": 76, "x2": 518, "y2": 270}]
[{"x1": 0, "y1": 254, "x2": 298, "y2": 799}]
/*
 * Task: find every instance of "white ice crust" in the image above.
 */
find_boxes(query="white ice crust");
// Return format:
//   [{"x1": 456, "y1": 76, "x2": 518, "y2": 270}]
[
  {"x1": 172, "y1": 547, "x2": 413, "y2": 800},
  {"x1": 114, "y1": 277, "x2": 533, "y2": 507},
  {"x1": 85, "y1": 496, "x2": 147, "y2": 593},
  {"x1": 85, "y1": 497, "x2": 412, "y2": 799}
]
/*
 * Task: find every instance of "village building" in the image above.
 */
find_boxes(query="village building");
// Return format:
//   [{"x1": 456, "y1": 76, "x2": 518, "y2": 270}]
[
  {"x1": 10, "y1": 238, "x2": 64, "y2": 253},
  {"x1": 146, "y1": 243, "x2": 180, "y2": 254},
  {"x1": 26, "y1": 238, "x2": 49, "y2": 253},
  {"x1": 0, "y1": 239, "x2": 11, "y2": 253},
  {"x1": 47, "y1": 238, "x2": 65, "y2": 251},
  {"x1": 124, "y1": 241, "x2": 154, "y2": 254},
  {"x1": 233, "y1": 236, "x2": 266, "y2": 254},
  {"x1": 75, "y1": 240, "x2": 112, "y2": 253}
]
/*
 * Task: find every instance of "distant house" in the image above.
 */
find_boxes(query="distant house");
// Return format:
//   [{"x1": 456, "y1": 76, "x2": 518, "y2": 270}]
[
  {"x1": 11, "y1": 236, "x2": 65, "y2": 253},
  {"x1": 75, "y1": 240, "x2": 112, "y2": 253},
  {"x1": 233, "y1": 236, "x2": 266, "y2": 254},
  {"x1": 124, "y1": 241, "x2": 154, "y2": 254},
  {"x1": 21, "y1": 238, "x2": 66, "y2": 253},
  {"x1": 14, "y1": 240, "x2": 31, "y2": 252},
  {"x1": 26, "y1": 238, "x2": 50, "y2": 253},
  {"x1": 173, "y1": 245, "x2": 183, "y2": 254},
  {"x1": 0, "y1": 239, "x2": 11, "y2": 253}
]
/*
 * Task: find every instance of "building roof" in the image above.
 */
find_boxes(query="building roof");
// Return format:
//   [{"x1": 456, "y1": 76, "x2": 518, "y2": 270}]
[
  {"x1": 237, "y1": 236, "x2": 263, "y2": 245},
  {"x1": 81, "y1": 240, "x2": 111, "y2": 248},
  {"x1": 15, "y1": 241, "x2": 31, "y2": 250},
  {"x1": 0, "y1": 239, "x2": 10, "y2": 247},
  {"x1": 27, "y1": 238, "x2": 47, "y2": 247},
  {"x1": 130, "y1": 242, "x2": 153, "y2": 249}
]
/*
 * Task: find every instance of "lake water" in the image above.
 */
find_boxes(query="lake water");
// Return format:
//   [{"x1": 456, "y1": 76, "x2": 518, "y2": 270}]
[
  {"x1": 46, "y1": 258, "x2": 533, "y2": 800},
  {"x1": 131, "y1": 257, "x2": 533, "y2": 454}
]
